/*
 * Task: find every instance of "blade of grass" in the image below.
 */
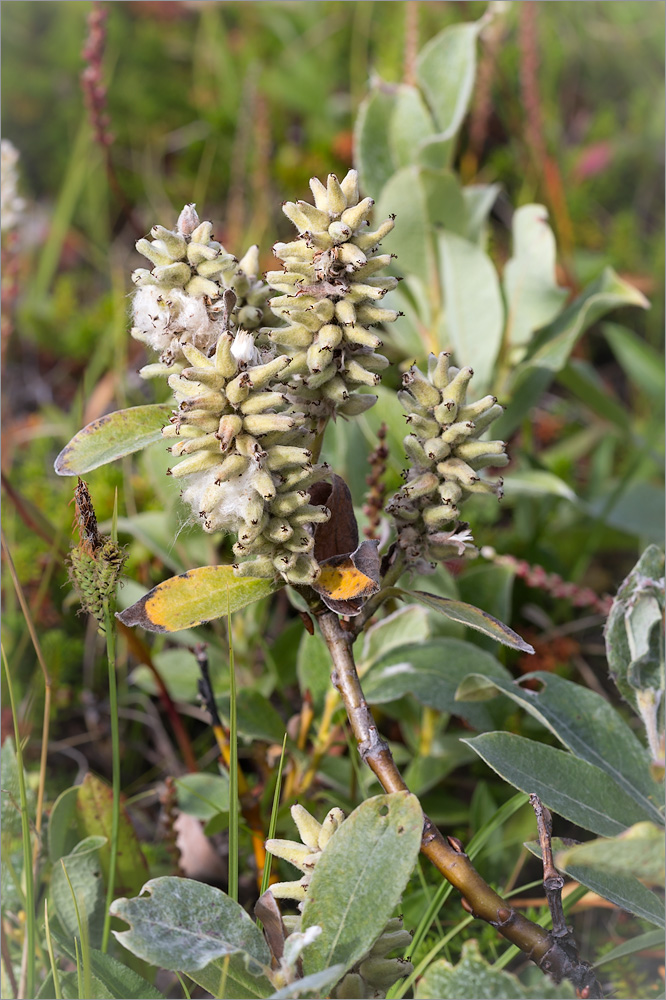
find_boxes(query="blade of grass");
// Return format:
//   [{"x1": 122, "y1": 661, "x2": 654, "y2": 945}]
[
  {"x1": 2, "y1": 645, "x2": 35, "y2": 1000},
  {"x1": 227, "y1": 589, "x2": 239, "y2": 903},
  {"x1": 101, "y1": 492, "x2": 122, "y2": 952},
  {"x1": 60, "y1": 858, "x2": 92, "y2": 1000},
  {"x1": 44, "y1": 900, "x2": 63, "y2": 1000},
  {"x1": 258, "y1": 733, "x2": 288, "y2": 910},
  {"x1": 175, "y1": 972, "x2": 192, "y2": 999}
]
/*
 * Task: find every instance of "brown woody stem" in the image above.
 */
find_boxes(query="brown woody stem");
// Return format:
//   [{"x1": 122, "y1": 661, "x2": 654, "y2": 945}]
[{"x1": 315, "y1": 609, "x2": 604, "y2": 997}]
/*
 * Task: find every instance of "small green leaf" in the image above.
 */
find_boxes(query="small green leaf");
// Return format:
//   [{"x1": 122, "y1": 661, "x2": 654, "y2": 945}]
[
  {"x1": 555, "y1": 822, "x2": 665, "y2": 885},
  {"x1": 48, "y1": 786, "x2": 80, "y2": 863},
  {"x1": 415, "y1": 939, "x2": 574, "y2": 999},
  {"x1": 503, "y1": 204, "x2": 567, "y2": 351},
  {"x1": 462, "y1": 184, "x2": 501, "y2": 244},
  {"x1": 391, "y1": 588, "x2": 534, "y2": 653},
  {"x1": 438, "y1": 230, "x2": 504, "y2": 392},
  {"x1": 297, "y1": 630, "x2": 332, "y2": 710},
  {"x1": 375, "y1": 166, "x2": 432, "y2": 279},
  {"x1": 301, "y1": 793, "x2": 422, "y2": 977},
  {"x1": 416, "y1": 22, "x2": 480, "y2": 141},
  {"x1": 354, "y1": 86, "x2": 397, "y2": 197},
  {"x1": 117, "y1": 565, "x2": 281, "y2": 632},
  {"x1": 190, "y1": 955, "x2": 274, "y2": 999},
  {"x1": 497, "y1": 267, "x2": 649, "y2": 438},
  {"x1": 111, "y1": 876, "x2": 272, "y2": 973},
  {"x1": 420, "y1": 168, "x2": 467, "y2": 234},
  {"x1": 363, "y1": 638, "x2": 512, "y2": 731},
  {"x1": 526, "y1": 838, "x2": 664, "y2": 929},
  {"x1": 603, "y1": 321, "x2": 666, "y2": 401},
  {"x1": 216, "y1": 689, "x2": 289, "y2": 744},
  {"x1": 500, "y1": 469, "x2": 578, "y2": 502},
  {"x1": 54, "y1": 404, "x2": 172, "y2": 475},
  {"x1": 465, "y1": 733, "x2": 652, "y2": 837},
  {"x1": 175, "y1": 773, "x2": 230, "y2": 821},
  {"x1": 455, "y1": 671, "x2": 663, "y2": 825}
]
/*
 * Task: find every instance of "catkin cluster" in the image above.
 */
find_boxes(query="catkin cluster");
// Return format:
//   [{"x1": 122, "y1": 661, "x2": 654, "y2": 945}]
[
  {"x1": 266, "y1": 169, "x2": 398, "y2": 420},
  {"x1": 386, "y1": 352, "x2": 507, "y2": 572},
  {"x1": 266, "y1": 804, "x2": 413, "y2": 1000},
  {"x1": 131, "y1": 204, "x2": 273, "y2": 371},
  {"x1": 161, "y1": 333, "x2": 330, "y2": 586}
]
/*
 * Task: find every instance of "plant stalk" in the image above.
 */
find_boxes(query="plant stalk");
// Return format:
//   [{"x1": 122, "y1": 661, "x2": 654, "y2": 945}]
[
  {"x1": 101, "y1": 598, "x2": 121, "y2": 953},
  {"x1": 315, "y1": 609, "x2": 604, "y2": 997}
]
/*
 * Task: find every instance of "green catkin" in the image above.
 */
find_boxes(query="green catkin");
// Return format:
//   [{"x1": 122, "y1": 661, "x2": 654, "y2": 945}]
[{"x1": 385, "y1": 352, "x2": 508, "y2": 573}]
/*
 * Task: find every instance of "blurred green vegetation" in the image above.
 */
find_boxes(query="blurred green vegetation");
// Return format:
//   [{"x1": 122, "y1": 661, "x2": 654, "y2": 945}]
[{"x1": 1, "y1": 3, "x2": 664, "y2": 998}]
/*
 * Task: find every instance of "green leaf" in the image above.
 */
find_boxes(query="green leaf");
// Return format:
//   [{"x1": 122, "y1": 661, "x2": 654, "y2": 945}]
[
  {"x1": 465, "y1": 733, "x2": 651, "y2": 837},
  {"x1": 603, "y1": 321, "x2": 666, "y2": 401},
  {"x1": 116, "y1": 565, "x2": 281, "y2": 632},
  {"x1": 267, "y1": 966, "x2": 346, "y2": 999},
  {"x1": 391, "y1": 588, "x2": 534, "y2": 653},
  {"x1": 353, "y1": 86, "x2": 397, "y2": 197},
  {"x1": 362, "y1": 638, "x2": 512, "y2": 731},
  {"x1": 50, "y1": 836, "x2": 107, "y2": 948},
  {"x1": 1, "y1": 737, "x2": 24, "y2": 840},
  {"x1": 503, "y1": 204, "x2": 567, "y2": 350},
  {"x1": 500, "y1": 469, "x2": 578, "y2": 502},
  {"x1": 175, "y1": 773, "x2": 230, "y2": 821},
  {"x1": 555, "y1": 822, "x2": 665, "y2": 885},
  {"x1": 388, "y1": 84, "x2": 436, "y2": 168},
  {"x1": 360, "y1": 604, "x2": 430, "y2": 666},
  {"x1": 605, "y1": 545, "x2": 666, "y2": 712},
  {"x1": 415, "y1": 939, "x2": 574, "y2": 999},
  {"x1": 416, "y1": 22, "x2": 480, "y2": 141},
  {"x1": 438, "y1": 230, "x2": 504, "y2": 392},
  {"x1": 216, "y1": 689, "x2": 289, "y2": 744},
  {"x1": 130, "y1": 647, "x2": 203, "y2": 702},
  {"x1": 586, "y1": 481, "x2": 665, "y2": 544},
  {"x1": 497, "y1": 267, "x2": 649, "y2": 438},
  {"x1": 526, "y1": 838, "x2": 664, "y2": 929},
  {"x1": 594, "y1": 929, "x2": 666, "y2": 968},
  {"x1": 455, "y1": 671, "x2": 663, "y2": 825},
  {"x1": 54, "y1": 404, "x2": 172, "y2": 475},
  {"x1": 301, "y1": 792, "x2": 422, "y2": 977},
  {"x1": 77, "y1": 773, "x2": 148, "y2": 898},
  {"x1": 375, "y1": 166, "x2": 431, "y2": 279},
  {"x1": 111, "y1": 876, "x2": 272, "y2": 972},
  {"x1": 51, "y1": 928, "x2": 164, "y2": 1000}
]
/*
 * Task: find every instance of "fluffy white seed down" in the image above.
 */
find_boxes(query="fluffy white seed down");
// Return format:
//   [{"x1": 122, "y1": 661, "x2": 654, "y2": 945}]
[
  {"x1": 132, "y1": 286, "x2": 222, "y2": 362},
  {"x1": 180, "y1": 464, "x2": 262, "y2": 533},
  {"x1": 231, "y1": 329, "x2": 261, "y2": 366}
]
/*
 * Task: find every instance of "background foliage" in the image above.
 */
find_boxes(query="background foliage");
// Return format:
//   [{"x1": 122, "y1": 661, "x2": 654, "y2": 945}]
[{"x1": 1, "y1": 2, "x2": 664, "y2": 999}]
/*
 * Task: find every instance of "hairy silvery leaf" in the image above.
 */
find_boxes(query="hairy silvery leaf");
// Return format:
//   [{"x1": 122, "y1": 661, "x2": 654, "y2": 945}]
[{"x1": 301, "y1": 793, "x2": 422, "y2": 978}]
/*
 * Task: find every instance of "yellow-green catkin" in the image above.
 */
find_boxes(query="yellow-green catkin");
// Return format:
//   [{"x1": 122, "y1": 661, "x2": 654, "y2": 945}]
[
  {"x1": 266, "y1": 169, "x2": 398, "y2": 421},
  {"x1": 131, "y1": 204, "x2": 274, "y2": 371},
  {"x1": 68, "y1": 482, "x2": 126, "y2": 628},
  {"x1": 386, "y1": 352, "x2": 508, "y2": 572},
  {"x1": 265, "y1": 804, "x2": 413, "y2": 999}
]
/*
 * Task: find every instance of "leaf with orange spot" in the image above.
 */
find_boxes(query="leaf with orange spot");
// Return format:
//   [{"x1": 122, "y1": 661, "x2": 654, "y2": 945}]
[{"x1": 117, "y1": 565, "x2": 280, "y2": 633}]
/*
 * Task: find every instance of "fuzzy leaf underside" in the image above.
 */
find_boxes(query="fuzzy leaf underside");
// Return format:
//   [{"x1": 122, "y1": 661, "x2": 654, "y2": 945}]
[{"x1": 54, "y1": 404, "x2": 172, "y2": 475}]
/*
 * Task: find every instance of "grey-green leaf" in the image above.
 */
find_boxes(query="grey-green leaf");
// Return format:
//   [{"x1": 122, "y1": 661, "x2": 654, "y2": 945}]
[
  {"x1": 389, "y1": 84, "x2": 436, "y2": 168},
  {"x1": 415, "y1": 938, "x2": 574, "y2": 999},
  {"x1": 363, "y1": 638, "x2": 512, "y2": 731},
  {"x1": 187, "y1": 955, "x2": 274, "y2": 1000},
  {"x1": 375, "y1": 166, "x2": 431, "y2": 279},
  {"x1": 438, "y1": 230, "x2": 504, "y2": 392},
  {"x1": 267, "y1": 966, "x2": 346, "y2": 999},
  {"x1": 174, "y1": 772, "x2": 230, "y2": 821},
  {"x1": 111, "y1": 876, "x2": 271, "y2": 972},
  {"x1": 526, "y1": 838, "x2": 664, "y2": 929},
  {"x1": 503, "y1": 204, "x2": 567, "y2": 351},
  {"x1": 353, "y1": 87, "x2": 397, "y2": 197},
  {"x1": 416, "y1": 22, "x2": 480, "y2": 140},
  {"x1": 455, "y1": 671, "x2": 663, "y2": 825},
  {"x1": 554, "y1": 821, "x2": 665, "y2": 885},
  {"x1": 301, "y1": 792, "x2": 422, "y2": 977},
  {"x1": 464, "y1": 732, "x2": 651, "y2": 837},
  {"x1": 392, "y1": 588, "x2": 534, "y2": 653},
  {"x1": 50, "y1": 836, "x2": 107, "y2": 948},
  {"x1": 360, "y1": 604, "x2": 430, "y2": 666},
  {"x1": 54, "y1": 404, "x2": 172, "y2": 475}
]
